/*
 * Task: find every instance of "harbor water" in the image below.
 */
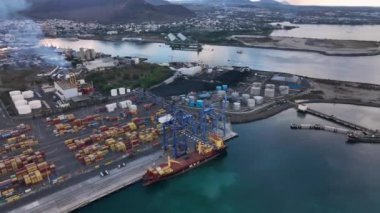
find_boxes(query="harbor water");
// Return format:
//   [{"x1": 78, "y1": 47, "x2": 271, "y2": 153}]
[
  {"x1": 271, "y1": 23, "x2": 380, "y2": 41},
  {"x1": 40, "y1": 38, "x2": 380, "y2": 84},
  {"x1": 77, "y1": 104, "x2": 380, "y2": 213}
]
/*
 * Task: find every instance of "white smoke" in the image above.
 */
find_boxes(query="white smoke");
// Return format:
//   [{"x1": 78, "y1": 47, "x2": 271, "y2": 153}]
[
  {"x1": 0, "y1": 0, "x2": 69, "y2": 67},
  {"x1": 0, "y1": 0, "x2": 30, "y2": 19}
]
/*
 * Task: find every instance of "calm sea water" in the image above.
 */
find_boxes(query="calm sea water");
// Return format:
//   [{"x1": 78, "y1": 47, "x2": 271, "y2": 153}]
[
  {"x1": 40, "y1": 38, "x2": 380, "y2": 84},
  {"x1": 78, "y1": 104, "x2": 380, "y2": 213},
  {"x1": 271, "y1": 23, "x2": 380, "y2": 41}
]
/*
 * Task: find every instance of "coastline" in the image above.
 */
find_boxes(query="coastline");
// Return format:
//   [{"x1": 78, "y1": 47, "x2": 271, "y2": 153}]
[
  {"x1": 49, "y1": 35, "x2": 380, "y2": 57},
  {"x1": 229, "y1": 35, "x2": 380, "y2": 57}
]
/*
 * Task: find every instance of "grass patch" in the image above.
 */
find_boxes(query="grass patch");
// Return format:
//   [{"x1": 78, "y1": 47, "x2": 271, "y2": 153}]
[{"x1": 85, "y1": 63, "x2": 174, "y2": 94}]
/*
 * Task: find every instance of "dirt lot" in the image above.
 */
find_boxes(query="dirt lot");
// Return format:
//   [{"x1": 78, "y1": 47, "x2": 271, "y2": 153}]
[{"x1": 231, "y1": 35, "x2": 380, "y2": 56}]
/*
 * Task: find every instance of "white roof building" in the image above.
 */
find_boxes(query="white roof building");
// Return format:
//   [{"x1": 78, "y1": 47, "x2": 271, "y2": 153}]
[{"x1": 54, "y1": 81, "x2": 79, "y2": 101}]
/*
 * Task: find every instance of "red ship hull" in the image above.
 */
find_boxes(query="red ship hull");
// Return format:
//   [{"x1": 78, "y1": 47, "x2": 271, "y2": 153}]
[{"x1": 143, "y1": 147, "x2": 227, "y2": 186}]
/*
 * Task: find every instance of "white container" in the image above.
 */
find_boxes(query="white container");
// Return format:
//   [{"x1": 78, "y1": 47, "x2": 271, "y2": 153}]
[
  {"x1": 118, "y1": 87, "x2": 126, "y2": 95},
  {"x1": 158, "y1": 114, "x2": 173, "y2": 124},
  {"x1": 9, "y1": 90, "x2": 21, "y2": 97},
  {"x1": 250, "y1": 86, "x2": 261, "y2": 96},
  {"x1": 29, "y1": 100, "x2": 42, "y2": 109},
  {"x1": 17, "y1": 105, "x2": 32, "y2": 115},
  {"x1": 279, "y1": 86, "x2": 290, "y2": 95},
  {"x1": 264, "y1": 88, "x2": 275, "y2": 98},
  {"x1": 127, "y1": 89, "x2": 131, "y2": 93},
  {"x1": 12, "y1": 95, "x2": 24, "y2": 102},
  {"x1": 242, "y1": 94, "x2": 250, "y2": 100},
  {"x1": 247, "y1": 99, "x2": 255, "y2": 109},
  {"x1": 22, "y1": 91, "x2": 34, "y2": 99},
  {"x1": 233, "y1": 102, "x2": 241, "y2": 111},
  {"x1": 110, "y1": 89, "x2": 118, "y2": 97},
  {"x1": 254, "y1": 96, "x2": 264, "y2": 105},
  {"x1": 14, "y1": 100, "x2": 28, "y2": 106}
]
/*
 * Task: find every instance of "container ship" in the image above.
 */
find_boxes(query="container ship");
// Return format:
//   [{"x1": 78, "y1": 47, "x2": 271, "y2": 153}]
[
  {"x1": 143, "y1": 134, "x2": 226, "y2": 186},
  {"x1": 347, "y1": 131, "x2": 380, "y2": 143}
]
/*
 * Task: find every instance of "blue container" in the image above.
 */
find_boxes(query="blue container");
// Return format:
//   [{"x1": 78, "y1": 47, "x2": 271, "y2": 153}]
[
  {"x1": 189, "y1": 100, "x2": 195, "y2": 107},
  {"x1": 216, "y1": 86, "x2": 222, "y2": 91},
  {"x1": 222, "y1": 85, "x2": 228, "y2": 91},
  {"x1": 196, "y1": 100, "x2": 204, "y2": 108}
]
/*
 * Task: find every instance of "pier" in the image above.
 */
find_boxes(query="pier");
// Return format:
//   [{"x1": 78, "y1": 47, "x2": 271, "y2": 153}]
[
  {"x1": 290, "y1": 123, "x2": 351, "y2": 135},
  {"x1": 297, "y1": 104, "x2": 373, "y2": 132}
]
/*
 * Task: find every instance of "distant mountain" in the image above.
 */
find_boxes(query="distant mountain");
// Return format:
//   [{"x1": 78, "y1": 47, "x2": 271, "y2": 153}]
[
  {"x1": 145, "y1": 0, "x2": 171, "y2": 5},
  {"x1": 24, "y1": 0, "x2": 195, "y2": 23}
]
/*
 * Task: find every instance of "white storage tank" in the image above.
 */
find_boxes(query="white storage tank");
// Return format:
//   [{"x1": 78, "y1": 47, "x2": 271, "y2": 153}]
[
  {"x1": 242, "y1": 94, "x2": 250, "y2": 100},
  {"x1": 14, "y1": 99, "x2": 28, "y2": 107},
  {"x1": 118, "y1": 87, "x2": 126, "y2": 95},
  {"x1": 9, "y1": 90, "x2": 21, "y2": 97},
  {"x1": 106, "y1": 103, "x2": 117, "y2": 112},
  {"x1": 233, "y1": 102, "x2": 241, "y2": 111},
  {"x1": 12, "y1": 94, "x2": 24, "y2": 102},
  {"x1": 231, "y1": 92, "x2": 239, "y2": 98},
  {"x1": 254, "y1": 96, "x2": 264, "y2": 105},
  {"x1": 188, "y1": 95, "x2": 196, "y2": 101},
  {"x1": 29, "y1": 100, "x2": 42, "y2": 109},
  {"x1": 217, "y1": 90, "x2": 226, "y2": 97},
  {"x1": 264, "y1": 88, "x2": 275, "y2": 98},
  {"x1": 252, "y1": 82, "x2": 262, "y2": 88},
  {"x1": 17, "y1": 105, "x2": 32, "y2": 115},
  {"x1": 110, "y1": 89, "x2": 118, "y2": 97},
  {"x1": 266, "y1": 84, "x2": 275, "y2": 89},
  {"x1": 250, "y1": 86, "x2": 261, "y2": 96},
  {"x1": 118, "y1": 101, "x2": 128, "y2": 109},
  {"x1": 247, "y1": 99, "x2": 256, "y2": 109},
  {"x1": 279, "y1": 86, "x2": 290, "y2": 95},
  {"x1": 22, "y1": 90, "x2": 34, "y2": 99},
  {"x1": 126, "y1": 100, "x2": 133, "y2": 107},
  {"x1": 129, "y1": 104, "x2": 138, "y2": 112},
  {"x1": 222, "y1": 100, "x2": 230, "y2": 108}
]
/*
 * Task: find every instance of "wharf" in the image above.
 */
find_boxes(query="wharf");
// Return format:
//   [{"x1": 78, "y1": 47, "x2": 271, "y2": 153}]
[
  {"x1": 304, "y1": 108, "x2": 372, "y2": 132},
  {"x1": 5, "y1": 129, "x2": 238, "y2": 213},
  {"x1": 290, "y1": 123, "x2": 351, "y2": 135},
  {"x1": 8, "y1": 152, "x2": 164, "y2": 213}
]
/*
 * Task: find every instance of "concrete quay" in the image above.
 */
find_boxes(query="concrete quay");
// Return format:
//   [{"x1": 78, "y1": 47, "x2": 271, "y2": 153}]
[{"x1": 9, "y1": 152, "x2": 163, "y2": 213}]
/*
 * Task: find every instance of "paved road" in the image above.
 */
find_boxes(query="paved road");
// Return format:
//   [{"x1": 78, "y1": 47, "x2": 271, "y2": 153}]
[{"x1": 8, "y1": 151, "x2": 163, "y2": 213}]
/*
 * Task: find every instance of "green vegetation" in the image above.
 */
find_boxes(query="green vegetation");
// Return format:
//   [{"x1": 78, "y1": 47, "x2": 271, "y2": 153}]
[
  {"x1": 185, "y1": 29, "x2": 274, "y2": 44},
  {"x1": 85, "y1": 63, "x2": 174, "y2": 94}
]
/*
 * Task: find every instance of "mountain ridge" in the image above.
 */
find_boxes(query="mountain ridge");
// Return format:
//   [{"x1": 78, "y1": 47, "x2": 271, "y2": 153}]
[{"x1": 24, "y1": 0, "x2": 195, "y2": 23}]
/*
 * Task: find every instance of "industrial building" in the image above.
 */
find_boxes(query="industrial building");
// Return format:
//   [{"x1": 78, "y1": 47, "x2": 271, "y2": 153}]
[
  {"x1": 54, "y1": 80, "x2": 79, "y2": 101},
  {"x1": 270, "y1": 74, "x2": 301, "y2": 89}
]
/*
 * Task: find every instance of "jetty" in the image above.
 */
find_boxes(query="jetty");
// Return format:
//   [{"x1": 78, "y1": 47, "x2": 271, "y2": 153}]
[{"x1": 297, "y1": 104, "x2": 373, "y2": 132}]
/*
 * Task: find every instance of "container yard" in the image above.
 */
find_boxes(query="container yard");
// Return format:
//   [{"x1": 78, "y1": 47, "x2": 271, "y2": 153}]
[{"x1": 0, "y1": 88, "x2": 237, "y2": 211}]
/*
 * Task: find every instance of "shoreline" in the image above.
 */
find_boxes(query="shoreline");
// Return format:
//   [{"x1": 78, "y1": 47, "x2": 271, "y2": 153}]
[
  {"x1": 228, "y1": 99, "x2": 380, "y2": 124},
  {"x1": 48, "y1": 36, "x2": 380, "y2": 57}
]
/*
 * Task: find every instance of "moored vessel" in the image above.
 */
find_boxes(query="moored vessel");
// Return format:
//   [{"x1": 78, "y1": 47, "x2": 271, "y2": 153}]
[{"x1": 143, "y1": 134, "x2": 226, "y2": 186}]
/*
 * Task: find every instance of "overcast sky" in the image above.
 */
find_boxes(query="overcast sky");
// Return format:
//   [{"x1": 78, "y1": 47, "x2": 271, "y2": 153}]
[{"x1": 277, "y1": 0, "x2": 380, "y2": 6}]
